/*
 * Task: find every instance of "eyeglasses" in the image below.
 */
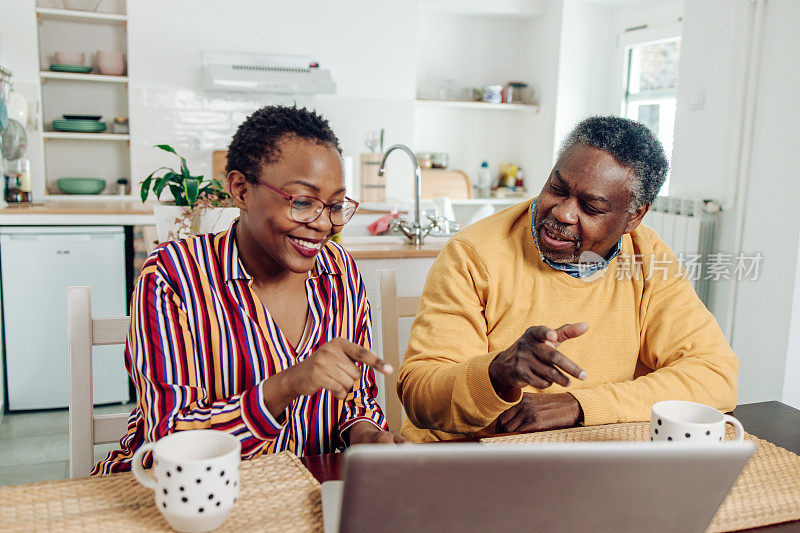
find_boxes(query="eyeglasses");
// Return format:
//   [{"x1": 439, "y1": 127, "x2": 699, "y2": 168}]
[{"x1": 251, "y1": 177, "x2": 359, "y2": 225}]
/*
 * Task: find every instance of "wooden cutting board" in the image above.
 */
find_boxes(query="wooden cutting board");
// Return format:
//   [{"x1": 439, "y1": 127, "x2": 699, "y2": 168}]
[
  {"x1": 421, "y1": 169, "x2": 472, "y2": 199},
  {"x1": 213, "y1": 150, "x2": 228, "y2": 182}
]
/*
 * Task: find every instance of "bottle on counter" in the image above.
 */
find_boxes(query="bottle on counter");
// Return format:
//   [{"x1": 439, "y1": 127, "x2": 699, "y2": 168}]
[
  {"x1": 477, "y1": 161, "x2": 491, "y2": 199},
  {"x1": 4, "y1": 158, "x2": 32, "y2": 203},
  {"x1": 515, "y1": 168, "x2": 525, "y2": 190}
]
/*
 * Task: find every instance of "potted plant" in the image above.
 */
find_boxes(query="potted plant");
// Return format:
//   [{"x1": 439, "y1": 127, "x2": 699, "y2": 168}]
[{"x1": 141, "y1": 144, "x2": 239, "y2": 242}]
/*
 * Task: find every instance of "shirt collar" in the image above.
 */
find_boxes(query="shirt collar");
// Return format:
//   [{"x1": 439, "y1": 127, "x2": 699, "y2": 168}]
[
  {"x1": 530, "y1": 198, "x2": 622, "y2": 279},
  {"x1": 221, "y1": 220, "x2": 340, "y2": 282}
]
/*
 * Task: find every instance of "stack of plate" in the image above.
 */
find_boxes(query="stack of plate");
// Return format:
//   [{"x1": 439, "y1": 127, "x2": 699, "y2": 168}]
[
  {"x1": 49, "y1": 64, "x2": 93, "y2": 74},
  {"x1": 52, "y1": 115, "x2": 106, "y2": 133}
]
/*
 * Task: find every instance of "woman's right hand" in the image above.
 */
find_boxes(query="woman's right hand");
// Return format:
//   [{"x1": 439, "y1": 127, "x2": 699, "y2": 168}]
[{"x1": 262, "y1": 338, "x2": 393, "y2": 419}]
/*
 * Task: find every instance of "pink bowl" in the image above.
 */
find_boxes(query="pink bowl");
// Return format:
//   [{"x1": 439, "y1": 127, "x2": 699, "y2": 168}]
[{"x1": 95, "y1": 51, "x2": 126, "y2": 75}]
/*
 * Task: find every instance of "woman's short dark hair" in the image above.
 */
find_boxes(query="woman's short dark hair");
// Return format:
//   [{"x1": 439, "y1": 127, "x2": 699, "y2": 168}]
[
  {"x1": 225, "y1": 105, "x2": 342, "y2": 182},
  {"x1": 558, "y1": 115, "x2": 669, "y2": 210}
]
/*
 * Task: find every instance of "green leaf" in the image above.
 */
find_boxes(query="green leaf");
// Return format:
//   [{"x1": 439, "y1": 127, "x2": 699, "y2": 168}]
[
  {"x1": 179, "y1": 157, "x2": 191, "y2": 179},
  {"x1": 140, "y1": 175, "x2": 153, "y2": 203},
  {"x1": 153, "y1": 171, "x2": 177, "y2": 200},
  {"x1": 154, "y1": 144, "x2": 178, "y2": 155},
  {"x1": 184, "y1": 178, "x2": 199, "y2": 205},
  {"x1": 168, "y1": 183, "x2": 187, "y2": 206}
]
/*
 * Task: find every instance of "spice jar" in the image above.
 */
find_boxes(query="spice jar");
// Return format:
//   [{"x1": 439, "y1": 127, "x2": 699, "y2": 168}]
[{"x1": 111, "y1": 116, "x2": 129, "y2": 134}]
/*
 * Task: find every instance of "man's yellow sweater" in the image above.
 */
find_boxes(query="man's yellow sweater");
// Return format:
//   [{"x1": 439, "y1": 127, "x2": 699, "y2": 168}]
[{"x1": 397, "y1": 199, "x2": 738, "y2": 442}]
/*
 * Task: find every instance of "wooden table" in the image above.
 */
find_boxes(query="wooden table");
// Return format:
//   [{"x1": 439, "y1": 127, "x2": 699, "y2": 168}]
[{"x1": 301, "y1": 401, "x2": 800, "y2": 532}]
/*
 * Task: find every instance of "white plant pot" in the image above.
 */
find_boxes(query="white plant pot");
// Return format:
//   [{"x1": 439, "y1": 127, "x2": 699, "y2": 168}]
[
  {"x1": 197, "y1": 207, "x2": 240, "y2": 235},
  {"x1": 153, "y1": 204, "x2": 240, "y2": 243},
  {"x1": 153, "y1": 204, "x2": 196, "y2": 243}
]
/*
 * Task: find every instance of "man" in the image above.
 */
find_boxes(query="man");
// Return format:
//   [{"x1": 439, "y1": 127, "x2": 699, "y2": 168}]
[{"x1": 397, "y1": 116, "x2": 738, "y2": 442}]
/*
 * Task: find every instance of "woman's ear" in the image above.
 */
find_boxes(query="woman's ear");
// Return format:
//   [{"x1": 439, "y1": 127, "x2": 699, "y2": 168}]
[{"x1": 227, "y1": 170, "x2": 249, "y2": 210}]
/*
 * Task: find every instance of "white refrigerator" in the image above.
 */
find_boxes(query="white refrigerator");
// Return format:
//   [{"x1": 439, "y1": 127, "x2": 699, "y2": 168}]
[{"x1": 0, "y1": 226, "x2": 130, "y2": 410}]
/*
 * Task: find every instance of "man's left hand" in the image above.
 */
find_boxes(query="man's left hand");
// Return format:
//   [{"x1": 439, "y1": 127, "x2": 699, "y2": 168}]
[
  {"x1": 347, "y1": 421, "x2": 408, "y2": 445},
  {"x1": 497, "y1": 392, "x2": 583, "y2": 433}
]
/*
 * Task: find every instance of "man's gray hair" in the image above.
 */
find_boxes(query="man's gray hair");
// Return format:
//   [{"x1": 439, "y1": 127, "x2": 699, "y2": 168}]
[{"x1": 558, "y1": 116, "x2": 669, "y2": 210}]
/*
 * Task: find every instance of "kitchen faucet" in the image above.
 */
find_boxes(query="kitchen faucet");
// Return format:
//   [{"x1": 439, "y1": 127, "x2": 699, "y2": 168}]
[{"x1": 377, "y1": 144, "x2": 438, "y2": 245}]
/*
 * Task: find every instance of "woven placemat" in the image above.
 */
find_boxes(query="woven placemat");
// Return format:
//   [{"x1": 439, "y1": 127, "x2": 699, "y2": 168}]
[
  {"x1": 0, "y1": 451, "x2": 323, "y2": 532},
  {"x1": 481, "y1": 422, "x2": 800, "y2": 532}
]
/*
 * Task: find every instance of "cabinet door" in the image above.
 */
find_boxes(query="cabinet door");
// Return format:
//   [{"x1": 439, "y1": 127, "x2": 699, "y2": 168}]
[{"x1": 1, "y1": 229, "x2": 129, "y2": 410}]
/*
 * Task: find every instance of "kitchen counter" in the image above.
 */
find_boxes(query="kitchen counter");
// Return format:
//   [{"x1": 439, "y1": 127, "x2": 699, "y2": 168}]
[
  {"x1": 0, "y1": 201, "x2": 448, "y2": 258},
  {"x1": 343, "y1": 240, "x2": 446, "y2": 259},
  {"x1": 0, "y1": 200, "x2": 155, "y2": 225}
]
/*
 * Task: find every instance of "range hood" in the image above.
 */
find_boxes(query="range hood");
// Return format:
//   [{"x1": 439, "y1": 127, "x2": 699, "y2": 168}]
[{"x1": 202, "y1": 52, "x2": 336, "y2": 95}]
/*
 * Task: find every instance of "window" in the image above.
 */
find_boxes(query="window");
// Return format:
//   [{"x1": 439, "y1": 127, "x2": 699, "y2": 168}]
[{"x1": 622, "y1": 36, "x2": 681, "y2": 195}]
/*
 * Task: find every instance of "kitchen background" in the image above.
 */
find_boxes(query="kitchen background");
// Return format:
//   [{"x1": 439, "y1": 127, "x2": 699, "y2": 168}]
[{"x1": 0, "y1": 0, "x2": 799, "y2": 444}]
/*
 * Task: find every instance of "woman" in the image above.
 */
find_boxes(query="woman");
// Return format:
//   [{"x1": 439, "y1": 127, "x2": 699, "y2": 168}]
[{"x1": 94, "y1": 105, "x2": 404, "y2": 475}]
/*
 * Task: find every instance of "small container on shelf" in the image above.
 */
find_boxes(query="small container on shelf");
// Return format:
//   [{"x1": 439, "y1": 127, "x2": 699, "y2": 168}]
[
  {"x1": 482, "y1": 85, "x2": 503, "y2": 104},
  {"x1": 416, "y1": 152, "x2": 432, "y2": 168},
  {"x1": 111, "y1": 116, "x2": 129, "y2": 134},
  {"x1": 430, "y1": 152, "x2": 449, "y2": 169},
  {"x1": 116, "y1": 178, "x2": 129, "y2": 195}
]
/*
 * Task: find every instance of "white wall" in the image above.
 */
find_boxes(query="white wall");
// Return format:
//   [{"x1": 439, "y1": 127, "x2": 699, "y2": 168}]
[
  {"x1": 126, "y1": 0, "x2": 419, "y2": 203},
  {"x1": 552, "y1": 0, "x2": 616, "y2": 159},
  {"x1": 670, "y1": 0, "x2": 800, "y2": 403},
  {"x1": 516, "y1": 0, "x2": 565, "y2": 193},
  {"x1": 728, "y1": 0, "x2": 800, "y2": 404}
]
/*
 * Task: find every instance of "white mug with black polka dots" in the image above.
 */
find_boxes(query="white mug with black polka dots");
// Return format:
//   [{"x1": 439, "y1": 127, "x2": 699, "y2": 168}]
[
  {"x1": 131, "y1": 429, "x2": 241, "y2": 532},
  {"x1": 650, "y1": 400, "x2": 744, "y2": 444}
]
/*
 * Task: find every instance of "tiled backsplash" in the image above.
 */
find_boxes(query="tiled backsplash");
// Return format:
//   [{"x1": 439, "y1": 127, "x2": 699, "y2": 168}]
[{"x1": 129, "y1": 87, "x2": 415, "y2": 202}]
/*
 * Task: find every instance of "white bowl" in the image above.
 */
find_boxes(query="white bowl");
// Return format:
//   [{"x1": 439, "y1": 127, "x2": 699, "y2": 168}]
[
  {"x1": 63, "y1": 0, "x2": 103, "y2": 11},
  {"x1": 54, "y1": 51, "x2": 85, "y2": 65}
]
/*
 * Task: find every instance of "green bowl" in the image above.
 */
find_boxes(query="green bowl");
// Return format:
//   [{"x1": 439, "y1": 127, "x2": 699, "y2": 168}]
[{"x1": 57, "y1": 178, "x2": 106, "y2": 195}]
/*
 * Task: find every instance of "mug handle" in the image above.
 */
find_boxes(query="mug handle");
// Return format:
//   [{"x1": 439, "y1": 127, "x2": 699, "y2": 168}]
[
  {"x1": 723, "y1": 414, "x2": 745, "y2": 442},
  {"x1": 131, "y1": 442, "x2": 156, "y2": 490}
]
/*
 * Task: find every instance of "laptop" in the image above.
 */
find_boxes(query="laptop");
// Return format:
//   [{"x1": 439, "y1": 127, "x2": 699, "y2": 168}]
[{"x1": 321, "y1": 441, "x2": 754, "y2": 533}]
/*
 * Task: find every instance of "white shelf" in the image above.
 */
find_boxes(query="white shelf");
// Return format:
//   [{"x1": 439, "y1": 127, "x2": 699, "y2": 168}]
[
  {"x1": 416, "y1": 99, "x2": 539, "y2": 112},
  {"x1": 40, "y1": 71, "x2": 127, "y2": 83},
  {"x1": 42, "y1": 132, "x2": 130, "y2": 141},
  {"x1": 35, "y1": 7, "x2": 127, "y2": 23}
]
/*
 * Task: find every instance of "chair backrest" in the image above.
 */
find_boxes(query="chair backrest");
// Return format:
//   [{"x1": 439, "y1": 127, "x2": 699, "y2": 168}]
[
  {"x1": 378, "y1": 269, "x2": 421, "y2": 432},
  {"x1": 142, "y1": 225, "x2": 159, "y2": 255},
  {"x1": 67, "y1": 286, "x2": 131, "y2": 478}
]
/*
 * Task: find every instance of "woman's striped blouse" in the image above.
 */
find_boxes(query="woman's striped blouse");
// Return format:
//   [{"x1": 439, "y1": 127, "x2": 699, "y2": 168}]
[{"x1": 92, "y1": 224, "x2": 386, "y2": 475}]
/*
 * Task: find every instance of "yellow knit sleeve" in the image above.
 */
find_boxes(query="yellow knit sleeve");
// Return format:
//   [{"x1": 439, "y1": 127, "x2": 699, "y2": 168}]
[
  {"x1": 397, "y1": 238, "x2": 521, "y2": 435},
  {"x1": 570, "y1": 232, "x2": 739, "y2": 425}
]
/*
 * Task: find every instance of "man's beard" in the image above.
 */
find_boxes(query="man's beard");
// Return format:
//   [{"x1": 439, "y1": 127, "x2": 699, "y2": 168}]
[{"x1": 535, "y1": 217, "x2": 582, "y2": 263}]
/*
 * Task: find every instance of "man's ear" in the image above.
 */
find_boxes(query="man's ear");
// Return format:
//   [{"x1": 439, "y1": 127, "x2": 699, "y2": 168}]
[
  {"x1": 227, "y1": 170, "x2": 249, "y2": 210},
  {"x1": 624, "y1": 202, "x2": 650, "y2": 234}
]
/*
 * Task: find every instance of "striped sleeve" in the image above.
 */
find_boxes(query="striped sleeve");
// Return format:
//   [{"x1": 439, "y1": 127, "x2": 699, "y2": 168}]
[
  {"x1": 338, "y1": 266, "x2": 388, "y2": 435},
  {"x1": 129, "y1": 261, "x2": 285, "y2": 454}
]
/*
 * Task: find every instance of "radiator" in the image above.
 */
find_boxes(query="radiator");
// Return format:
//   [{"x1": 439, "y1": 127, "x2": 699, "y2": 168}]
[{"x1": 642, "y1": 196, "x2": 718, "y2": 305}]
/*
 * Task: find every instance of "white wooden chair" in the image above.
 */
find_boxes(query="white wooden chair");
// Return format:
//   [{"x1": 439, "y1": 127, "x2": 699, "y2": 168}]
[
  {"x1": 378, "y1": 269, "x2": 421, "y2": 433},
  {"x1": 67, "y1": 286, "x2": 131, "y2": 478},
  {"x1": 142, "y1": 225, "x2": 159, "y2": 255}
]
